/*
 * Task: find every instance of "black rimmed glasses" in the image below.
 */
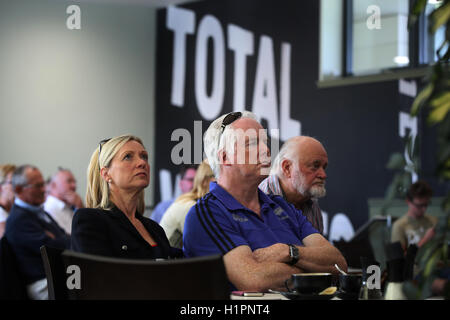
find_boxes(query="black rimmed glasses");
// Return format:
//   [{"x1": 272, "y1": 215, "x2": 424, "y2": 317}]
[
  {"x1": 23, "y1": 182, "x2": 45, "y2": 189},
  {"x1": 217, "y1": 112, "x2": 242, "y2": 150},
  {"x1": 220, "y1": 112, "x2": 242, "y2": 133},
  {"x1": 411, "y1": 200, "x2": 431, "y2": 209},
  {"x1": 98, "y1": 138, "x2": 112, "y2": 156},
  {"x1": 98, "y1": 138, "x2": 111, "y2": 169}
]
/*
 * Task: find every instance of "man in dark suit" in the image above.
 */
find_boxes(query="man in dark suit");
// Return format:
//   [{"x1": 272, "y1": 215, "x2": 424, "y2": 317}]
[{"x1": 5, "y1": 165, "x2": 70, "y2": 300}]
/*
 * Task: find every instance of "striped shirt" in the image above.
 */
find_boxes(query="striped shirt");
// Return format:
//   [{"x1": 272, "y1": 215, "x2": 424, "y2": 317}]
[
  {"x1": 259, "y1": 175, "x2": 324, "y2": 234},
  {"x1": 182, "y1": 182, "x2": 318, "y2": 259}
]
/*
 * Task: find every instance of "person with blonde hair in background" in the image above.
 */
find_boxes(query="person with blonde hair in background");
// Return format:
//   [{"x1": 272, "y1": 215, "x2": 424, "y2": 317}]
[
  {"x1": 71, "y1": 134, "x2": 182, "y2": 259},
  {"x1": 160, "y1": 159, "x2": 215, "y2": 249},
  {"x1": 0, "y1": 164, "x2": 16, "y2": 238}
]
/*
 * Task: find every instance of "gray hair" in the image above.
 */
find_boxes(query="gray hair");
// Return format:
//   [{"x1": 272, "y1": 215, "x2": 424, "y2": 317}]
[
  {"x1": 203, "y1": 111, "x2": 258, "y2": 179},
  {"x1": 270, "y1": 136, "x2": 313, "y2": 178},
  {"x1": 49, "y1": 167, "x2": 72, "y2": 183},
  {"x1": 11, "y1": 164, "x2": 37, "y2": 188}
]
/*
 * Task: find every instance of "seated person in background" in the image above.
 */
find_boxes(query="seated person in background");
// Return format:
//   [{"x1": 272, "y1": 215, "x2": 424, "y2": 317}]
[
  {"x1": 431, "y1": 268, "x2": 450, "y2": 297},
  {"x1": 160, "y1": 159, "x2": 214, "y2": 249},
  {"x1": 183, "y1": 111, "x2": 347, "y2": 292},
  {"x1": 5, "y1": 165, "x2": 70, "y2": 300},
  {"x1": 71, "y1": 134, "x2": 182, "y2": 259},
  {"x1": 391, "y1": 180, "x2": 437, "y2": 251},
  {"x1": 151, "y1": 164, "x2": 197, "y2": 223},
  {"x1": 43, "y1": 167, "x2": 84, "y2": 235},
  {"x1": 0, "y1": 164, "x2": 16, "y2": 238},
  {"x1": 259, "y1": 136, "x2": 327, "y2": 234}
]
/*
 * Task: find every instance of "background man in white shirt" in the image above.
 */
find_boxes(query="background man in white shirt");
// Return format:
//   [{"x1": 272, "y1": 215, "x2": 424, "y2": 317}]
[{"x1": 43, "y1": 167, "x2": 83, "y2": 235}]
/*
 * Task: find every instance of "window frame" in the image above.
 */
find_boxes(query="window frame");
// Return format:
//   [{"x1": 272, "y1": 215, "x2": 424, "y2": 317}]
[{"x1": 318, "y1": 0, "x2": 433, "y2": 88}]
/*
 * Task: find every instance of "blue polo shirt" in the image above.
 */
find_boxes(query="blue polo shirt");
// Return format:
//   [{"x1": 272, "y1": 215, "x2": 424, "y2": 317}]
[{"x1": 183, "y1": 182, "x2": 318, "y2": 258}]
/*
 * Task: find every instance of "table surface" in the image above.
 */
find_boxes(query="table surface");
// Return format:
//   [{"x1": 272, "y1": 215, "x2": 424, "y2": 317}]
[
  {"x1": 231, "y1": 293, "x2": 288, "y2": 300},
  {"x1": 231, "y1": 292, "x2": 444, "y2": 300}
]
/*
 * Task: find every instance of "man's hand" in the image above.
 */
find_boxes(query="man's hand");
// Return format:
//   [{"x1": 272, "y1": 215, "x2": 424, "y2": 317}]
[
  {"x1": 224, "y1": 245, "x2": 302, "y2": 292},
  {"x1": 62, "y1": 191, "x2": 84, "y2": 209},
  {"x1": 253, "y1": 243, "x2": 290, "y2": 264}
]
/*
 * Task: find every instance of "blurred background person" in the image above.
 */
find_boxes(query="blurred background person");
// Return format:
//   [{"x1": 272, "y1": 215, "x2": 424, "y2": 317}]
[
  {"x1": 160, "y1": 159, "x2": 214, "y2": 249},
  {"x1": 43, "y1": 167, "x2": 83, "y2": 235},
  {"x1": 71, "y1": 134, "x2": 182, "y2": 259},
  {"x1": 5, "y1": 165, "x2": 70, "y2": 300},
  {"x1": 151, "y1": 164, "x2": 198, "y2": 223},
  {"x1": 0, "y1": 164, "x2": 16, "y2": 238},
  {"x1": 259, "y1": 136, "x2": 327, "y2": 234},
  {"x1": 391, "y1": 180, "x2": 437, "y2": 251}
]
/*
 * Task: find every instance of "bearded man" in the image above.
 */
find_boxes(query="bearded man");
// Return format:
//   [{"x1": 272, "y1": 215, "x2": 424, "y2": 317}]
[{"x1": 259, "y1": 136, "x2": 328, "y2": 234}]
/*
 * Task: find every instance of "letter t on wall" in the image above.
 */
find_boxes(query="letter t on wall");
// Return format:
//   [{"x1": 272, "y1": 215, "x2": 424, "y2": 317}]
[{"x1": 166, "y1": 6, "x2": 196, "y2": 108}]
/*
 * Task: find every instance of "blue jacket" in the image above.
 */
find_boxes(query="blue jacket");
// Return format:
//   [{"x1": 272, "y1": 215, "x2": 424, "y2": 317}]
[{"x1": 5, "y1": 204, "x2": 70, "y2": 284}]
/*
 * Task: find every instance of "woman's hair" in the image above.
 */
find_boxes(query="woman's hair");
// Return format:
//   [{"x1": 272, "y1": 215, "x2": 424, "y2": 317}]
[
  {"x1": 175, "y1": 159, "x2": 214, "y2": 203},
  {"x1": 86, "y1": 134, "x2": 146, "y2": 214},
  {"x1": 0, "y1": 164, "x2": 16, "y2": 185}
]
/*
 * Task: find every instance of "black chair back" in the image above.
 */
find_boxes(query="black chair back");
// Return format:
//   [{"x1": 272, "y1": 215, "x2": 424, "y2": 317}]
[
  {"x1": 61, "y1": 250, "x2": 230, "y2": 300},
  {"x1": 40, "y1": 245, "x2": 68, "y2": 300},
  {"x1": 0, "y1": 237, "x2": 29, "y2": 300}
]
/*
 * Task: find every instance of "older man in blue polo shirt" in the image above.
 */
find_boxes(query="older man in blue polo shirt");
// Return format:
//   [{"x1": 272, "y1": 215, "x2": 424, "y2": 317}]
[{"x1": 183, "y1": 111, "x2": 347, "y2": 292}]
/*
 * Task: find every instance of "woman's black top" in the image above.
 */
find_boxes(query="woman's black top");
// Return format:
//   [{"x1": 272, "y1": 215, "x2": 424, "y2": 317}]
[{"x1": 71, "y1": 206, "x2": 182, "y2": 259}]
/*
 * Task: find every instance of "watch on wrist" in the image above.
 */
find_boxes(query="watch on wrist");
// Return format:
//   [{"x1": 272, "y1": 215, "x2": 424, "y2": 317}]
[{"x1": 288, "y1": 244, "x2": 299, "y2": 265}]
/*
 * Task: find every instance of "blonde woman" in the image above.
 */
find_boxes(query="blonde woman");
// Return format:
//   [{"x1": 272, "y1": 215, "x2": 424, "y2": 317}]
[
  {"x1": 0, "y1": 164, "x2": 16, "y2": 238},
  {"x1": 160, "y1": 159, "x2": 214, "y2": 249},
  {"x1": 71, "y1": 134, "x2": 182, "y2": 259}
]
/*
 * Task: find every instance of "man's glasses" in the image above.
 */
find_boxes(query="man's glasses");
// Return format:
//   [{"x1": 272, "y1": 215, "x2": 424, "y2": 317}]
[
  {"x1": 23, "y1": 182, "x2": 45, "y2": 189},
  {"x1": 411, "y1": 200, "x2": 431, "y2": 209},
  {"x1": 217, "y1": 112, "x2": 242, "y2": 151}
]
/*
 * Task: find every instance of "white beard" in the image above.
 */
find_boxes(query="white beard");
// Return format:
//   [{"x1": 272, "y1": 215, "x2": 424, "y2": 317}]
[{"x1": 292, "y1": 168, "x2": 326, "y2": 199}]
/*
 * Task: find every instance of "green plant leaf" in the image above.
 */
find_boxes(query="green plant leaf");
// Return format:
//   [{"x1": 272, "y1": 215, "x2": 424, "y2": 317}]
[
  {"x1": 424, "y1": 249, "x2": 442, "y2": 277},
  {"x1": 443, "y1": 241, "x2": 448, "y2": 266},
  {"x1": 386, "y1": 153, "x2": 406, "y2": 169},
  {"x1": 417, "y1": 239, "x2": 442, "y2": 269},
  {"x1": 429, "y1": 1, "x2": 450, "y2": 34},
  {"x1": 437, "y1": 143, "x2": 450, "y2": 164},
  {"x1": 409, "y1": 0, "x2": 428, "y2": 29},
  {"x1": 402, "y1": 280, "x2": 420, "y2": 299},
  {"x1": 401, "y1": 173, "x2": 413, "y2": 191},
  {"x1": 443, "y1": 194, "x2": 450, "y2": 212},
  {"x1": 430, "y1": 92, "x2": 450, "y2": 108},
  {"x1": 412, "y1": 0, "x2": 429, "y2": 15},
  {"x1": 411, "y1": 83, "x2": 434, "y2": 116},
  {"x1": 427, "y1": 100, "x2": 450, "y2": 124},
  {"x1": 405, "y1": 134, "x2": 418, "y2": 160}
]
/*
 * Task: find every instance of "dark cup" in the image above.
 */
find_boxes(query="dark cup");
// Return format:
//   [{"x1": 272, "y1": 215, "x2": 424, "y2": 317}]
[
  {"x1": 285, "y1": 273, "x2": 333, "y2": 294},
  {"x1": 338, "y1": 274, "x2": 362, "y2": 293}
]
